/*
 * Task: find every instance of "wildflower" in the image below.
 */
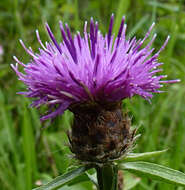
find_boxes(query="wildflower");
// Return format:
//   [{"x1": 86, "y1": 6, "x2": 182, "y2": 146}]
[
  {"x1": 11, "y1": 15, "x2": 179, "y2": 120},
  {"x1": 12, "y1": 14, "x2": 179, "y2": 163}
]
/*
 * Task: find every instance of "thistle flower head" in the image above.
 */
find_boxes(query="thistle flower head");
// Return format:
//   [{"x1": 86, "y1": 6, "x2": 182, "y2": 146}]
[{"x1": 11, "y1": 14, "x2": 179, "y2": 120}]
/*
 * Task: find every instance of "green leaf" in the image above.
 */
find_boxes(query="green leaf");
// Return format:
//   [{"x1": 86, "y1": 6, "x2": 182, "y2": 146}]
[
  {"x1": 22, "y1": 100, "x2": 37, "y2": 190},
  {"x1": 85, "y1": 172, "x2": 98, "y2": 188},
  {"x1": 120, "y1": 162, "x2": 185, "y2": 187},
  {"x1": 33, "y1": 165, "x2": 92, "y2": 190},
  {"x1": 67, "y1": 174, "x2": 89, "y2": 186},
  {"x1": 67, "y1": 169, "x2": 97, "y2": 186},
  {"x1": 118, "y1": 150, "x2": 167, "y2": 162}
]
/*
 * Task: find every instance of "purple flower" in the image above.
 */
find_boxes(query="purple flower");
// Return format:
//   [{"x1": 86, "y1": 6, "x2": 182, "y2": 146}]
[{"x1": 11, "y1": 14, "x2": 179, "y2": 120}]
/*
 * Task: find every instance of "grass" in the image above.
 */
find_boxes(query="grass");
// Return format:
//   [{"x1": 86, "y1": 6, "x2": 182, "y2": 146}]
[{"x1": 0, "y1": 0, "x2": 185, "y2": 189}]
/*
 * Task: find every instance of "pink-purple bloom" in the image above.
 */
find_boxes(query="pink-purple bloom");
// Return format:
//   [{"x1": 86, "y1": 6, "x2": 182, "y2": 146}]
[{"x1": 11, "y1": 14, "x2": 179, "y2": 120}]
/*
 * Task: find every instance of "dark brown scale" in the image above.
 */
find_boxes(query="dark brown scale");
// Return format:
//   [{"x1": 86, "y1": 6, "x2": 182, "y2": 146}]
[{"x1": 68, "y1": 101, "x2": 135, "y2": 163}]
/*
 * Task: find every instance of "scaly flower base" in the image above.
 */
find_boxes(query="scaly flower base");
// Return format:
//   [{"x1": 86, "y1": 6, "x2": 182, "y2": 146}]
[{"x1": 68, "y1": 101, "x2": 135, "y2": 163}]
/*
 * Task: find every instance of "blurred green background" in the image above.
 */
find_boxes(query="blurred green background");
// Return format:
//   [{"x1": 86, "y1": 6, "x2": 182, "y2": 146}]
[{"x1": 0, "y1": 0, "x2": 185, "y2": 189}]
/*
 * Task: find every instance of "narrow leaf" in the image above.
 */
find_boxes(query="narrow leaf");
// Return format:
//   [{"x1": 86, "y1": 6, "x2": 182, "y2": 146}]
[
  {"x1": 33, "y1": 165, "x2": 92, "y2": 190},
  {"x1": 23, "y1": 100, "x2": 37, "y2": 190},
  {"x1": 120, "y1": 162, "x2": 185, "y2": 187},
  {"x1": 118, "y1": 149, "x2": 167, "y2": 162},
  {"x1": 85, "y1": 172, "x2": 98, "y2": 188}
]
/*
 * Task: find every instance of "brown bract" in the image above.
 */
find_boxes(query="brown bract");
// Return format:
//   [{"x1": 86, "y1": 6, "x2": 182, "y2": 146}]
[{"x1": 68, "y1": 101, "x2": 135, "y2": 163}]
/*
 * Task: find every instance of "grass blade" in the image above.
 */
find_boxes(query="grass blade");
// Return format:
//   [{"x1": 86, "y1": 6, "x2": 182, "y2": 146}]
[
  {"x1": 22, "y1": 99, "x2": 37, "y2": 189},
  {"x1": 113, "y1": 0, "x2": 130, "y2": 36}
]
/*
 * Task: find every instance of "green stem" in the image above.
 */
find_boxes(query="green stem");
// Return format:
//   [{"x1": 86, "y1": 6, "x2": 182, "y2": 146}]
[{"x1": 96, "y1": 163, "x2": 118, "y2": 190}]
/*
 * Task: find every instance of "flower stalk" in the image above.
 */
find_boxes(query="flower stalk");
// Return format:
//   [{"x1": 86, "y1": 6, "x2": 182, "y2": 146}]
[{"x1": 96, "y1": 163, "x2": 118, "y2": 190}]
